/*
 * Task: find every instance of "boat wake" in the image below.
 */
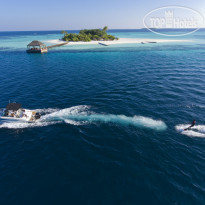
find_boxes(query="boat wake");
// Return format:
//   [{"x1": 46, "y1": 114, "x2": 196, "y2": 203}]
[
  {"x1": 175, "y1": 124, "x2": 205, "y2": 138},
  {"x1": 0, "y1": 105, "x2": 167, "y2": 131}
]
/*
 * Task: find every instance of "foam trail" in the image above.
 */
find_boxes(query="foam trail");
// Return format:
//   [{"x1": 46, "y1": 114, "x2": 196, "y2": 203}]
[
  {"x1": 66, "y1": 114, "x2": 167, "y2": 131},
  {"x1": 64, "y1": 119, "x2": 83, "y2": 126},
  {"x1": 0, "y1": 121, "x2": 58, "y2": 129},
  {"x1": 34, "y1": 108, "x2": 59, "y2": 114},
  {"x1": 41, "y1": 106, "x2": 167, "y2": 131},
  {"x1": 175, "y1": 124, "x2": 205, "y2": 138}
]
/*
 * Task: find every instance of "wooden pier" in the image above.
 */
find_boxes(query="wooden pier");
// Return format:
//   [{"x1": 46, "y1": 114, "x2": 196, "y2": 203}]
[{"x1": 47, "y1": 42, "x2": 68, "y2": 49}]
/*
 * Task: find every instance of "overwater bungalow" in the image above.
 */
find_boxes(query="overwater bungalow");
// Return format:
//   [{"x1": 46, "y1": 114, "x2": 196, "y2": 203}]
[{"x1": 27, "y1": 40, "x2": 48, "y2": 53}]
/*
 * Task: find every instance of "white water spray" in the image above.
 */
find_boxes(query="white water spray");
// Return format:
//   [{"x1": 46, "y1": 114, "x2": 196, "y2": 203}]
[{"x1": 175, "y1": 124, "x2": 205, "y2": 138}]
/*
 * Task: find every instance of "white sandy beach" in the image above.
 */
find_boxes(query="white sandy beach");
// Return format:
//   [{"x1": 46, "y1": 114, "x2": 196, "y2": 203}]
[{"x1": 45, "y1": 38, "x2": 191, "y2": 46}]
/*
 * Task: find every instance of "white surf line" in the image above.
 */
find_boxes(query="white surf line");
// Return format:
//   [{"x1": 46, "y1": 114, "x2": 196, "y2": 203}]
[{"x1": 44, "y1": 38, "x2": 192, "y2": 46}]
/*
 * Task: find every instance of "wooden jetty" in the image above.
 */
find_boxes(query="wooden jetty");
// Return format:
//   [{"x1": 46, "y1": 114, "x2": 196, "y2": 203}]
[{"x1": 47, "y1": 42, "x2": 68, "y2": 49}]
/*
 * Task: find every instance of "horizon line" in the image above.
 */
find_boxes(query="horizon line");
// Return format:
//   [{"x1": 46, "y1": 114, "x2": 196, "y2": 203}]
[{"x1": 0, "y1": 28, "x2": 205, "y2": 32}]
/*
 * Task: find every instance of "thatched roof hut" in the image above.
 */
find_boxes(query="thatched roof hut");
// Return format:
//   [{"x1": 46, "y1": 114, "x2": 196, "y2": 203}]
[
  {"x1": 27, "y1": 40, "x2": 46, "y2": 47},
  {"x1": 27, "y1": 40, "x2": 47, "y2": 53}
]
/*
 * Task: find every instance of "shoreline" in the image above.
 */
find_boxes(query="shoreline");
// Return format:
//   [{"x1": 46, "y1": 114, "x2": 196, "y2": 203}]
[{"x1": 45, "y1": 38, "x2": 192, "y2": 46}]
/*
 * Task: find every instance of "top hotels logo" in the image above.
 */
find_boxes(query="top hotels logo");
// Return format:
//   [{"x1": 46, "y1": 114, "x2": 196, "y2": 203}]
[{"x1": 143, "y1": 6, "x2": 204, "y2": 36}]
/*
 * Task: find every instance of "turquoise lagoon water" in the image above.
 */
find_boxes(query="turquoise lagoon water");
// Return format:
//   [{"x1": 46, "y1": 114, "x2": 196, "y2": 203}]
[{"x1": 0, "y1": 29, "x2": 205, "y2": 204}]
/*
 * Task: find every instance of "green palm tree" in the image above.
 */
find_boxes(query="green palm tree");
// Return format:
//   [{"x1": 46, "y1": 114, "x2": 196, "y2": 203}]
[{"x1": 103, "y1": 26, "x2": 108, "y2": 32}]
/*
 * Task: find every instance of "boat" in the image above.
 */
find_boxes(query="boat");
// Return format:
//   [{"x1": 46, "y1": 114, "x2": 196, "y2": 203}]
[
  {"x1": 0, "y1": 102, "x2": 41, "y2": 122},
  {"x1": 146, "y1": 41, "x2": 157, "y2": 43},
  {"x1": 98, "y1": 42, "x2": 109, "y2": 46}
]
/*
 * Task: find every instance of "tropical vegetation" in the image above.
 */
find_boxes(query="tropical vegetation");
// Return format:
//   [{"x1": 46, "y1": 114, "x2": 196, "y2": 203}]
[{"x1": 61, "y1": 26, "x2": 118, "y2": 42}]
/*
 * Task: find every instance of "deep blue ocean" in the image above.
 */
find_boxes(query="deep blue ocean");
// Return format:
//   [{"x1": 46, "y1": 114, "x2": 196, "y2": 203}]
[{"x1": 0, "y1": 29, "x2": 205, "y2": 204}]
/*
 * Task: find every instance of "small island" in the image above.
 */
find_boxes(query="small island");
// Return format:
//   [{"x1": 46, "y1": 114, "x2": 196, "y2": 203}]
[{"x1": 61, "y1": 26, "x2": 118, "y2": 42}]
